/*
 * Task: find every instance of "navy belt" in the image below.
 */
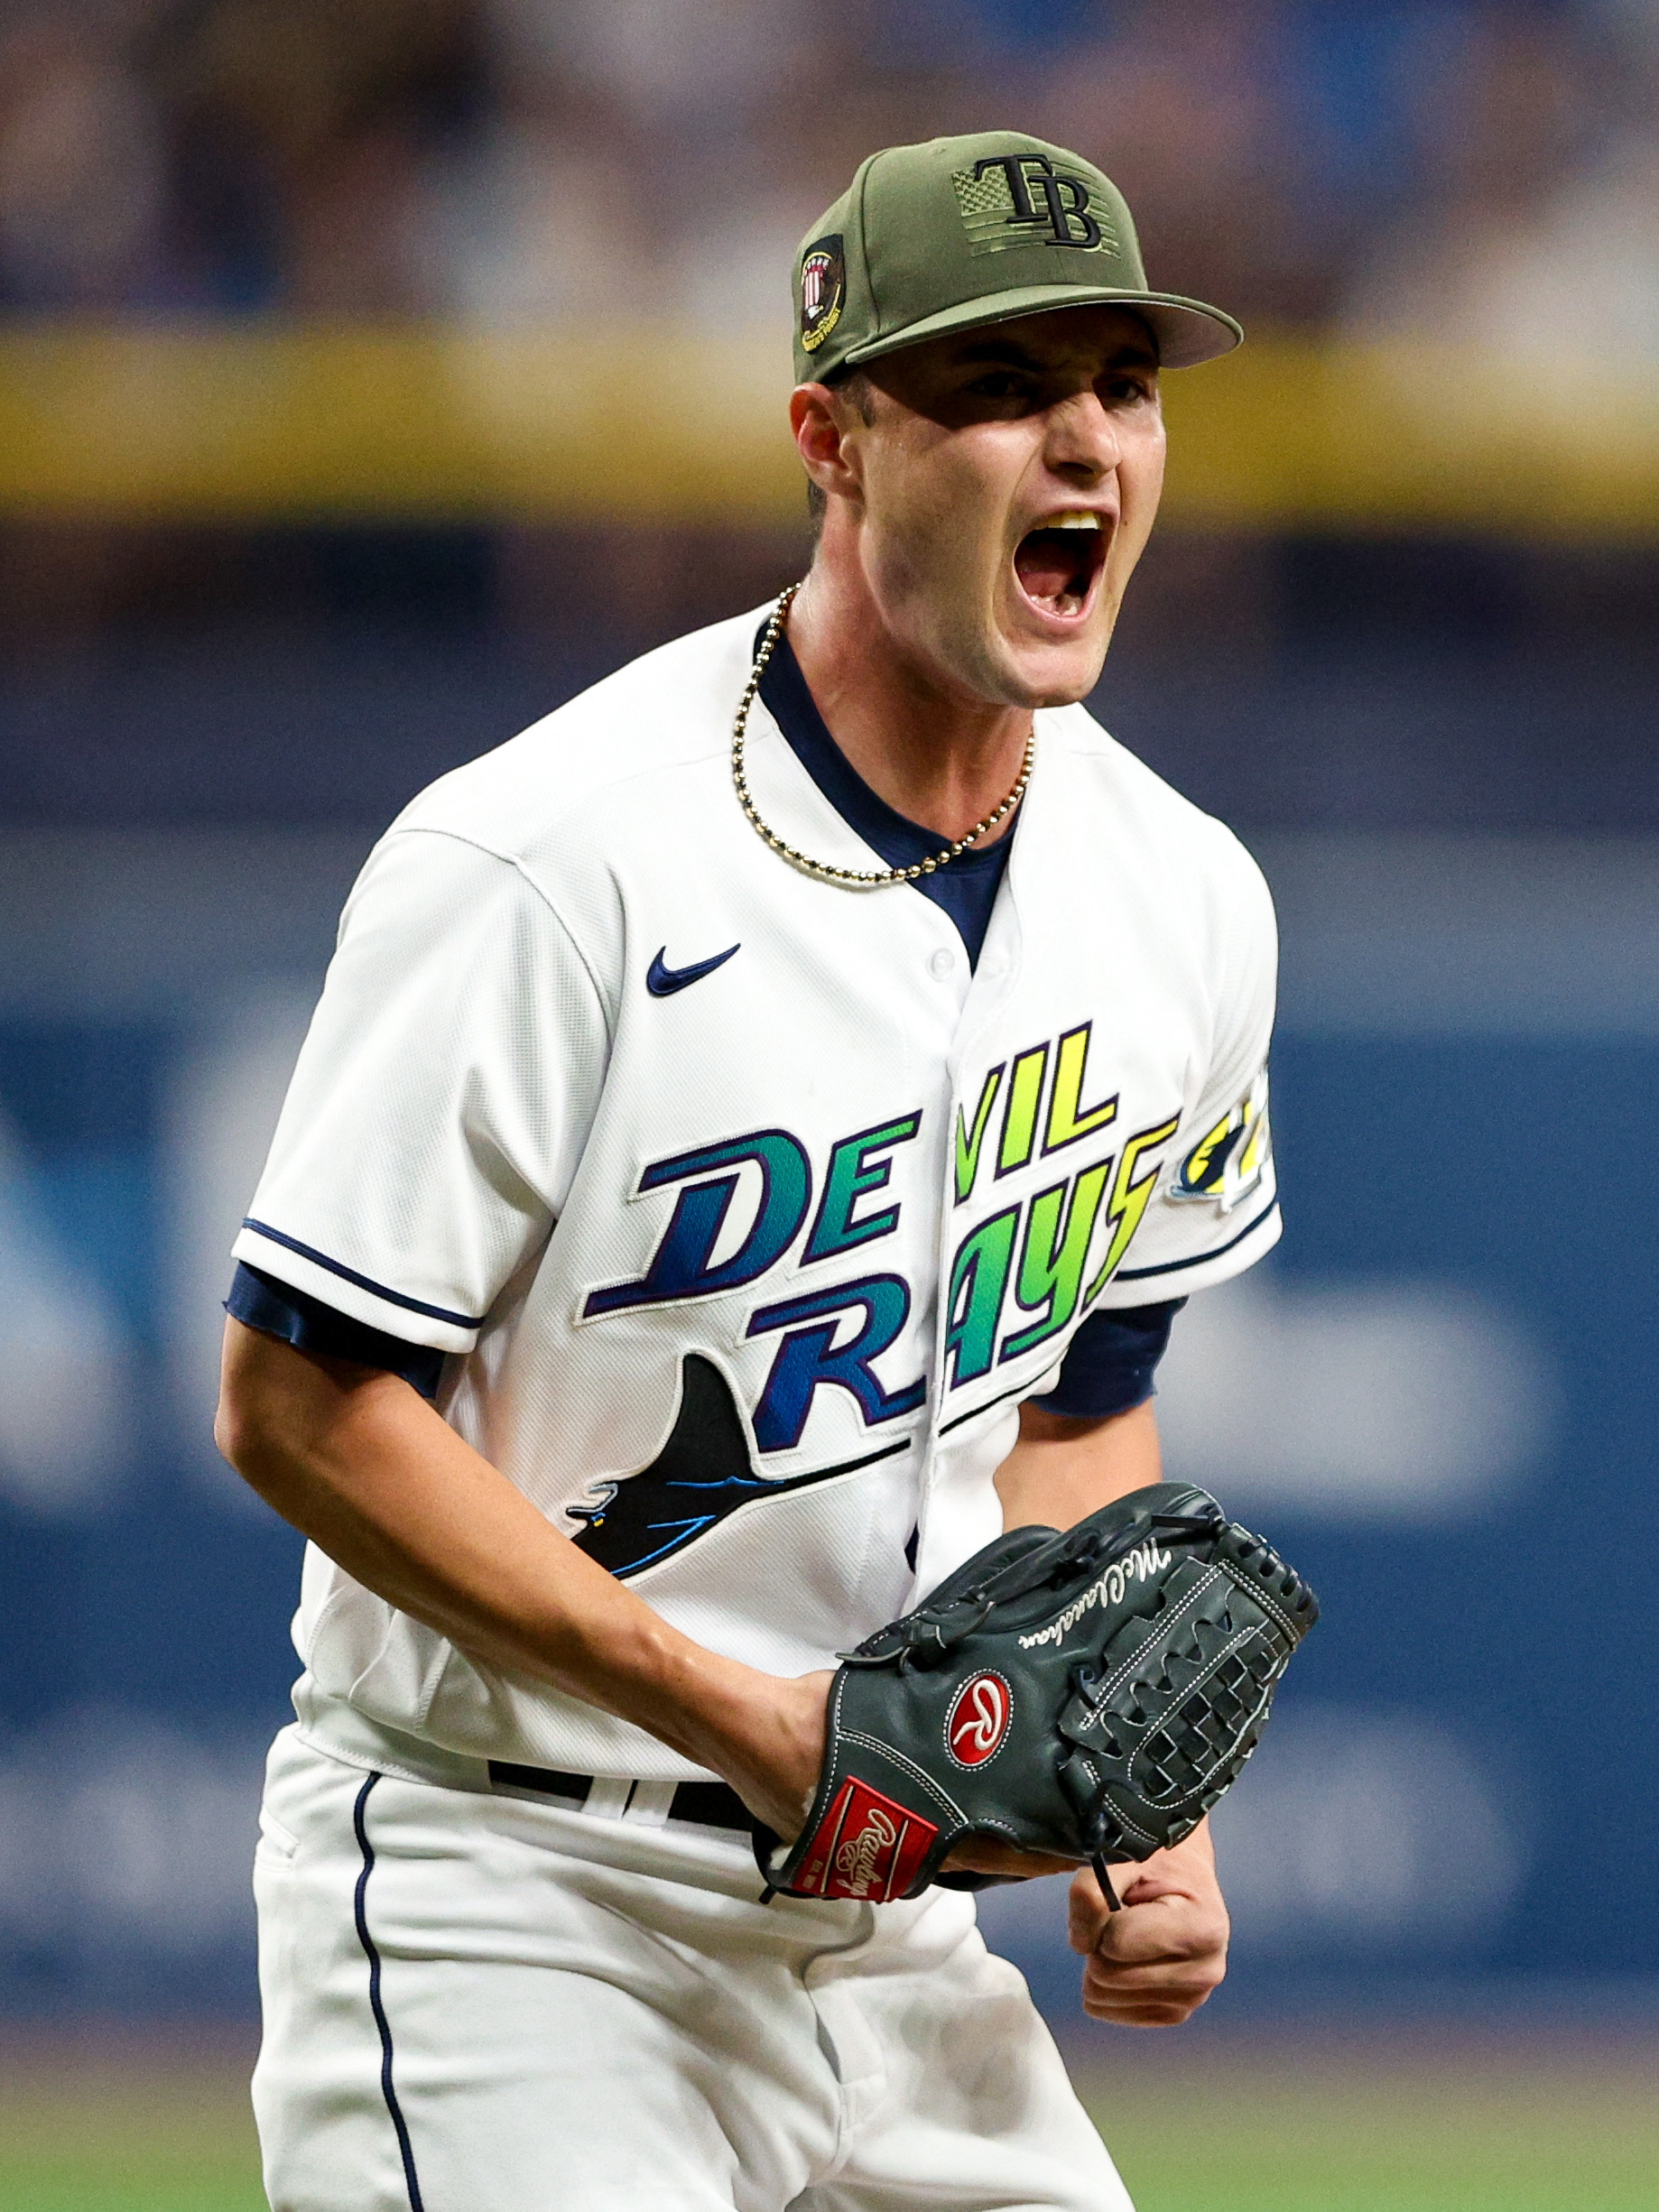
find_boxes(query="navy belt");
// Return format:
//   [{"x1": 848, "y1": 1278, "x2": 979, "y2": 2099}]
[{"x1": 488, "y1": 1762, "x2": 754, "y2": 1834}]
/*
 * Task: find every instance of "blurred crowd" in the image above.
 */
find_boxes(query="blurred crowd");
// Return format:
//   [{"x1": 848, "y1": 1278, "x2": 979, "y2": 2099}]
[{"x1": 1, "y1": 0, "x2": 1656, "y2": 356}]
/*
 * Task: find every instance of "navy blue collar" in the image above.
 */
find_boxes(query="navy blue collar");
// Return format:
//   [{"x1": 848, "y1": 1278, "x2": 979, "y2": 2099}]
[{"x1": 755, "y1": 625, "x2": 1015, "y2": 968}]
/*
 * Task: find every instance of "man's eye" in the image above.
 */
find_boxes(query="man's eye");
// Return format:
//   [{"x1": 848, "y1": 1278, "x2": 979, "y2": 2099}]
[{"x1": 969, "y1": 373, "x2": 1029, "y2": 400}]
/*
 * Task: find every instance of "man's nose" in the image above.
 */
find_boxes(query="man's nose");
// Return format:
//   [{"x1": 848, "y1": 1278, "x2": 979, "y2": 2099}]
[{"x1": 1043, "y1": 391, "x2": 1120, "y2": 482}]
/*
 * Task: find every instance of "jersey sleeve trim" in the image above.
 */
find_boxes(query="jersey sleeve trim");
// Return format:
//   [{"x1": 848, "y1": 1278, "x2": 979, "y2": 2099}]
[
  {"x1": 1109, "y1": 1196, "x2": 1282, "y2": 1290},
  {"x1": 1115, "y1": 1194, "x2": 1280, "y2": 1281},
  {"x1": 233, "y1": 1218, "x2": 487, "y2": 1353},
  {"x1": 241, "y1": 1218, "x2": 487, "y2": 1326}
]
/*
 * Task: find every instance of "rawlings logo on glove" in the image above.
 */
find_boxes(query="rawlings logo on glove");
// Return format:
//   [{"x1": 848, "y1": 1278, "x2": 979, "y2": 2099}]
[
  {"x1": 947, "y1": 1673, "x2": 1011, "y2": 1766},
  {"x1": 791, "y1": 1778, "x2": 937, "y2": 1902},
  {"x1": 755, "y1": 1483, "x2": 1318, "y2": 1906}
]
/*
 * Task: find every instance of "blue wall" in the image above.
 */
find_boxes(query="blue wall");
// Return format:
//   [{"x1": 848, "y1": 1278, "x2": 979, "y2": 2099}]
[
  {"x1": 1246, "y1": 1033, "x2": 1655, "y2": 1976},
  {"x1": 1, "y1": 835, "x2": 1654, "y2": 2021}
]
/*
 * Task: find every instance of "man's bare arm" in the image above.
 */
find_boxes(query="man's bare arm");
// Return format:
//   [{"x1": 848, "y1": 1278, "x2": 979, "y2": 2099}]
[
  {"x1": 991, "y1": 1394, "x2": 1230, "y2": 2025},
  {"x1": 995, "y1": 1396, "x2": 1163, "y2": 1532},
  {"x1": 219, "y1": 1320, "x2": 1222, "y2": 1941},
  {"x1": 216, "y1": 1319, "x2": 827, "y2": 1838}
]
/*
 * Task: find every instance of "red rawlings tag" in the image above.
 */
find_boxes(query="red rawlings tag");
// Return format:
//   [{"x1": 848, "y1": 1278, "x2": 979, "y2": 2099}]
[
  {"x1": 946, "y1": 1671, "x2": 1012, "y2": 1768},
  {"x1": 792, "y1": 1777, "x2": 939, "y2": 1902}
]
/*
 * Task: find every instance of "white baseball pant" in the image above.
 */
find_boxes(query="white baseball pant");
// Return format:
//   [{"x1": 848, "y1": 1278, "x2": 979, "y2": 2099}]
[{"x1": 251, "y1": 1725, "x2": 1135, "y2": 2212}]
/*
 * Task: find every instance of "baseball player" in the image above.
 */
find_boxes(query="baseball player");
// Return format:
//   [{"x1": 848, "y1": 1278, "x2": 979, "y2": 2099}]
[{"x1": 218, "y1": 131, "x2": 1280, "y2": 2212}]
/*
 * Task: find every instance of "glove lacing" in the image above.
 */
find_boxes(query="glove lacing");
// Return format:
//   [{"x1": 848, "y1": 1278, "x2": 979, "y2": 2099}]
[{"x1": 841, "y1": 1509, "x2": 1226, "y2": 1673}]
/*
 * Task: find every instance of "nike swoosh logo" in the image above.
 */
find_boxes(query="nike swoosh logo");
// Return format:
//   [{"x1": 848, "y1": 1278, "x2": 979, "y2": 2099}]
[{"x1": 646, "y1": 942, "x2": 741, "y2": 997}]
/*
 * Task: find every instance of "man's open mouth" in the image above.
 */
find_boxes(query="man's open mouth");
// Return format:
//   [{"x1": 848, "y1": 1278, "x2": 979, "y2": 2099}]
[{"x1": 1012, "y1": 512, "x2": 1109, "y2": 620}]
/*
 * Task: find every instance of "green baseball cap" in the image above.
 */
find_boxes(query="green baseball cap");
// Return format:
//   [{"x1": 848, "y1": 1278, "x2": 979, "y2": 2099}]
[{"x1": 792, "y1": 130, "x2": 1243, "y2": 384}]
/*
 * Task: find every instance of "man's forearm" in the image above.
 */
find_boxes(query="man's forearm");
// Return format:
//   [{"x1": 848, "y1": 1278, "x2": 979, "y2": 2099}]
[
  {"x1": 215, "y1": 1319, "x2": 825, "y2": 1828},
  {"x1": 219, "y1": 1323, "x2": 1200, "y2": 1892},
  {"x1": 995, "y1": 1396, "x2": 1163, "y2": 1532}
]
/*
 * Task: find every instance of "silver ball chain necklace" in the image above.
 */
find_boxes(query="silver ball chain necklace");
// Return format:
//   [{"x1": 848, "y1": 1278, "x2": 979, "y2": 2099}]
[{"x1": 731, "y1": 582, "x2": 1035, "y2": 889}]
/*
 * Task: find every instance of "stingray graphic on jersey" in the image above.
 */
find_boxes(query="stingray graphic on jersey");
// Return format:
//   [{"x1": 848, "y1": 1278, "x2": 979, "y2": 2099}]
[{"x1": 567, "y1": 1355, "x2": 907, "y2": 1578}]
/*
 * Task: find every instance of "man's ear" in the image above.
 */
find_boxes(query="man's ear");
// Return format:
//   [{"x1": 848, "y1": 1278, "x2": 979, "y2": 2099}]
[{"x1": 790, "y1": 383, "x2": 866, "y2": 510}]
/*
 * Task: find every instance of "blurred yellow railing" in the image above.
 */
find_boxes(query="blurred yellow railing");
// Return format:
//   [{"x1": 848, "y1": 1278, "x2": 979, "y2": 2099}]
[{"x1": 1, "y1": 322, "x2": 1656, "y2": 533}]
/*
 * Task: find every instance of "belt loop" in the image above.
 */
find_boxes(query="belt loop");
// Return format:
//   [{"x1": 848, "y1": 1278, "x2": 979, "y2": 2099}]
[
  {"x1": 623, "y1": 1780, "x2": 676, "y2": 1828},
  {"x1": 583, "y1": 1777, "x2": 635, "y2": 1821}
]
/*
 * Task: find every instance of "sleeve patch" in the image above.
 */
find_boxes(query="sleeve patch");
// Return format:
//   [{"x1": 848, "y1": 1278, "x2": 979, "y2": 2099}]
[{"x1": 1168, "y1": 1066, "x2": 1271, "y2": 1214}]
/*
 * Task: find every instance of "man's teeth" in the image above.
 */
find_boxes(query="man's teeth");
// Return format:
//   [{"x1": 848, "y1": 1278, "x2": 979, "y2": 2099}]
[{"x1": 1047, "y1": 512, "x2": 1099, "y2": 531}]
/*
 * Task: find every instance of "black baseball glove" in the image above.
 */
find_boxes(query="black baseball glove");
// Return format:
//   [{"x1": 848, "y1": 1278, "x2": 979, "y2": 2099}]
[{"x1": 755, "y1": 1482, "x2": 1317, "y2": 1905}]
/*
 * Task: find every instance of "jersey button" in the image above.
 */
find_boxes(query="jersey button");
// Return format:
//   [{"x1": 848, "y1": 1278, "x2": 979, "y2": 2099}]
[{"x1": 928, "y1": 947, "x2": 956, "y2": 978}]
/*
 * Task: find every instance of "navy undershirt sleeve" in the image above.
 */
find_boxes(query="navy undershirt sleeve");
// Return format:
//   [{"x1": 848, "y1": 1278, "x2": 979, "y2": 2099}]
[
  {"x1": 226, "y1": 1262, "x2": 448, "y2": 1401},
  {"x1": 756, "y1": 628, "x2": 1014, "y2": 970},
  {"x1": 1032, "y1": 1298, "x2": 1186, "y2": 1420}
]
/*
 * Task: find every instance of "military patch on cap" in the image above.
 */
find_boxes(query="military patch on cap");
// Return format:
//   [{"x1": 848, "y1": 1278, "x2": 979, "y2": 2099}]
[
  {"x1": 951, "y1": 153, "x2": 1117, "y2": 257},
  {"x1": 799, "y1": 235, "x2": 846, "y2": 353}
]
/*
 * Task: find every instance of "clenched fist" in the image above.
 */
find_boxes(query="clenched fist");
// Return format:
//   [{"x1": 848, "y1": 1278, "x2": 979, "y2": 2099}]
[{"x1": 1067, "y1": 1817, "x2": 1229, "y2": 2027}]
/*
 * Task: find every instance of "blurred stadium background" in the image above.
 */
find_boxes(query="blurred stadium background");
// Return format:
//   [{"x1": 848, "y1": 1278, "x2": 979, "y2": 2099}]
[{"x1": 1, "y1": 1, "x2": 1656, "y2": 2207}]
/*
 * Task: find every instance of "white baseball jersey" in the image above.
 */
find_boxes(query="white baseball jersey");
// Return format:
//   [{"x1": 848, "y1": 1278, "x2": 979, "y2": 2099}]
[{"x1": 235, "y1": 604, "x2": 1280, "y2": 1784}]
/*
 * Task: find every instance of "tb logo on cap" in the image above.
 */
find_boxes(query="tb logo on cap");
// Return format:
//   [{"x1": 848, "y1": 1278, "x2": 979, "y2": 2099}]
[{"x1": 954, "y1": 154, "x2": 1113, "y2": 255}]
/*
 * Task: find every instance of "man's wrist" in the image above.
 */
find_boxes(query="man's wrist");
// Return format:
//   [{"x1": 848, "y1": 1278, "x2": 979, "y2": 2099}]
[{"x1": 557, "y1": 1605, "x2": 794, "y2": 1782}]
